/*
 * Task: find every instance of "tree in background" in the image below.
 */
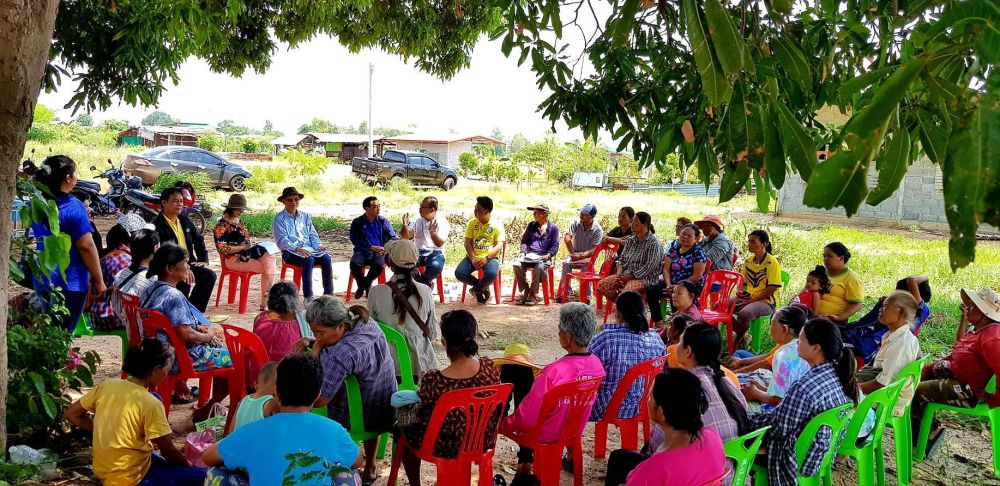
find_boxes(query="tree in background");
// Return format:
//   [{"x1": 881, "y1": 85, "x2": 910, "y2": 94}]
[
  {"x1": 262, "y1": 120, "x2": 283, "y2": 138},
  {"x1": 297, "y1": 118, "x2": 334, "y2": 134},
  {"x1": 99, "y1": 119, "x2": 129, "y2": 132},
  {"x1": 33, "y1": 104, "x2": 55, "y2": 124},
  {"x1": 216, "y1": 119, "x2": 253, "y2": 136},
  {"x1": 74, "y1": 113, "x2": 93, "y2": 126},
  {"x1": 141, "y1": 110, "x2": 176, "y2": 126}
]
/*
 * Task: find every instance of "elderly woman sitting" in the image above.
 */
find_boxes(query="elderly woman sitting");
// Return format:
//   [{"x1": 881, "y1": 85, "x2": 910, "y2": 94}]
[
  {"x1": 296, "y1": 296, "x2": 397, "y2": 484},
  {"x1": 499, "y1": 302, "x2": 607, "y2": 482}
]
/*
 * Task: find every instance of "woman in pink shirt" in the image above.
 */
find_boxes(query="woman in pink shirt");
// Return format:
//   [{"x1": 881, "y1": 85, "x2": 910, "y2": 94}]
[
  {"x1": 500, "y1": 302, "x2": 606, "y2": 481},
  {"x1": 671, "y1": 281, "x2": 703, "y2": 322},
  {"x1": 625, "y1": 368, "x2": 726, "y2": 486}
]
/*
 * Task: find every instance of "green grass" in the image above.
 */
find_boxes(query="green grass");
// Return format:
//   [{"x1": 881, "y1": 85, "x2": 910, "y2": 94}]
[{"x1": 240, "y1": 212, "x2": 347, "y2": 237}]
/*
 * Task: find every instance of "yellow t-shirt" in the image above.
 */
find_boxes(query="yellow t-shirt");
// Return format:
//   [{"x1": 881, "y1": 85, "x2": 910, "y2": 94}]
[
  {"x1": 165, "y1": 216, "x2": 186, "y2": 250},
  {"x1": 817, "y1": 268, "x2": 864, "y2": 317},
  {"x1": 741, "y1": 253, "x2": 783, "y2": 305},
  {"x1": 80, "y1": 379, "x2": 173, "y2": 486},
  {"x1": 464, "y1": 218, "x2": 503, "y2": 259}
]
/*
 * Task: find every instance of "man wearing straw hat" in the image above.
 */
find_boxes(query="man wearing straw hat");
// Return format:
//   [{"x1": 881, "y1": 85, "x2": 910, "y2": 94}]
[
  {"x1": 910, "y1": 288, "x2": 1000, "y2": 457},
  {"x1": 272, "y1": 187, "x2": 334, "y2": 301}
]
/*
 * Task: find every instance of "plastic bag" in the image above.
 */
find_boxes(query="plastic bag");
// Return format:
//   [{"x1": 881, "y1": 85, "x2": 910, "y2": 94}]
[{"x1": 183, "y1": 430, "x2": 215, "y2": 468}]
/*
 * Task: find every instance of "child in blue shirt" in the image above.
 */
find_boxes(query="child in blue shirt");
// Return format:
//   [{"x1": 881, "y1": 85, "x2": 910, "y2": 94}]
[{"x1": 228, "y1": 362, "x2": 279, "y2": 433}]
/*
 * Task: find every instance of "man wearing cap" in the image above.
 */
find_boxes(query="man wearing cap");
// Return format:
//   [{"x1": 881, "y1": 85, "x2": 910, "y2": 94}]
[
  {"x1": 349, "y1": 196, "x2": 398, "y2": 299},
  {"x1": 153, "y1": 186, "x2": 216, "y2": 312},
  {"x1": 911, "y1": 288, "x2": 1000, "y2": 456},
  {"x1": 455, "y1": 196, "x2": 504, "y2": 304},
  {"x1": 272, "y1": 187, "x2": 333, "y2": 300},
  {"x1": 512, "y1": 203, "x2": 560, "y2": 305},
  {"x1": 400, "y1": 196, "x2": 450, "y2": 287},
  {"x1": 695, "y1": 215, "x2": 735, "y2": 271},
  {"x1": 556, "y1": 203, "x2": 604, "y2": 303}
]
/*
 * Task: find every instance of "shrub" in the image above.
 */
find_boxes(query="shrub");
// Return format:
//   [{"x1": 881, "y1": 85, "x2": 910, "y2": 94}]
[
  {"x1": 338, "y1": 175, "x2": 367, "y2": 196},
  {"x1": 241, "y1": 212, "x2": 347, "y2": 237},
  {"x1": 300, "y1": 176, "x2": 323, "y2": 193},
  {"x1": 27, "y1": 124, "x2": 59, "y2": 144},
  {"x1": 386, "y1": 176, "x2": 414, "y2": 195},
  {"x1": 257, "y1": 165, "x2": 287, "y2": 184},
  {"x1": 244, "y1": 175, "x2": 267, "y2": 193},
  {"x1": 240, "y1": 137, "x2": 270, "y2": 154},
  {"x1": 198, "y1": 132, "x2": 221, "y2": 151},
  {"x1": 282, "y1": 150, "x2": 330, "y2": 176},
  {"x1": 459, "y1": 152, "x2": 478, "y2": 175},
  {"x1": 152, "y1": 171, "x2": 213, "y2": 196}
]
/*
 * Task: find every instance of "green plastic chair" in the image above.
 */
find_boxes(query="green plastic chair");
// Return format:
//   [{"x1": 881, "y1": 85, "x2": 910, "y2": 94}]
[
  {"x1": 884, "y1": 356, "x2": 930, "y2": 486},
  {"x1": 345, "y1": 375, "x2": 392, "y2": 459},
  {"x1": 72, "y1": 313, "x2": 128, "y2": 363},
  {"x1": 751, "y1": 403, "x2": 853, "y2": 486},
  {"x1": 724, "y1": 426, "x2": 770, "y2": 486},
  {"x1": 377, "y1": 322, "x2": 416, "y2": 392},
  {"x1": 831, "y1": 381, "x2": 905, "y2": 486},
  {"x1": 747, "y1": 270, "x2": 790, "y2": 353},
  {"x1": 915, "y1": 374, "x2": 999, "y2": 477}
]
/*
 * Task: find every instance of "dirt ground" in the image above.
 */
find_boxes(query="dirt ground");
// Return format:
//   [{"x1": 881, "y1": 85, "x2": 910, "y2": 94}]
[{"x1": 65, "y1": 217, "x2": 999, "y2": 485}]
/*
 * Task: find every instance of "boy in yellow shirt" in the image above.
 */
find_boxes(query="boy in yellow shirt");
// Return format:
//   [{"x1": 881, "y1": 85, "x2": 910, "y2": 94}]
[{"x1": 454, "y1": 196, "x2": 505, "y2": 303}]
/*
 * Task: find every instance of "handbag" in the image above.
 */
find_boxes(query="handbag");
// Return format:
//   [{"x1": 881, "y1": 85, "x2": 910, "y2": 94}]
[
  {"x1": 241, "y1": 244, "x2": 269, "y2": 260},
  {"x1": 387, "y1": 280, "x2": 431, "y2": 338}
]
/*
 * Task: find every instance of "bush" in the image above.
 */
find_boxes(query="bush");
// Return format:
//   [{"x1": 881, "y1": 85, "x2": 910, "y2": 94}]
[
  {"x1": 338, "y1": 175, "x2": 367, "y2": 196},
  {"x1": 257, "y1": 165, "x2": 287, "y2": 184},
  {"x1": 300, "y1": 176, "x2": 323, "y2": 193},
  {"x1": 244, "y1": 175, "x2": 267, "y2": 193},
  {"x1": 27, "y1": 124, "x2": 59, "y2": 144},
  {"x1": 152, "y1": 171, "x2": 213, "y2": 196},
  {"x1": 240, "y1": 137, "x2": 270, "y2": 154},
  {"x1": 198, "y1": 132, "x2": 221, "y2": 151},
  {"x1": 458, "y1": 152, "x2": 478, "y2": 175},
  {"x1": 386, "y1": 176, "x2": 414, "y2": 195},
  {"x1": 281, "y1": 150, "x2": 330, "y2": 176}
]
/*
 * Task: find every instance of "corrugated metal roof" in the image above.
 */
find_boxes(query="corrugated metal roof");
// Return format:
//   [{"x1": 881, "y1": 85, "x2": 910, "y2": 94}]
[
  {"x1": 309, "y1": 133, "x2": 380, "y2": 144},
  {"x1": 271, "y1": 134, "x2": 312, "y2": 146},
  {"x1": 139, "y1": 125, "x2": 207, "y2": 135},
  {"x1": 380, "y1": 133, "x2": 505, "y2": 145}
]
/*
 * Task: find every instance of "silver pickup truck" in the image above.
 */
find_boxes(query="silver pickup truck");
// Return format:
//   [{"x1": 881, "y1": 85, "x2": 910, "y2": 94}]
[{"x1": 352, "y1": 150, "x2": 459, "y2": 190}]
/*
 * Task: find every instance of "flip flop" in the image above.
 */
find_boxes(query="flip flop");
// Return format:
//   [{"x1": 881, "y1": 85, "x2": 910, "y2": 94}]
[
  {"x1": 173, "y1": 386, "x2": 198, "y2": 405},
  {"x1": 360, "y1": 471, "x2": 380, "y2": 486}
]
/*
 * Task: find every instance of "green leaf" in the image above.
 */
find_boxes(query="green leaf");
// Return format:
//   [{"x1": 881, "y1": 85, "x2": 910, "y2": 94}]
[
  {"x1": 28, "y1": 371, "x2": 46, "y2": 395},
  {"x1": 720, "y1": 161, "x2": 751, "y2": 201},
  {"x1": 773, "y1": 102, "x2": 817, "y2": 180},
  {"x1": 771, "y1": 36, "x2": 812, "y2": 94},
  {"x1": 612, "y1": 0, "x2": 640, "y2": 47},
  {"x1": 704, "y1": 0, "x2": 750, "y2": 76},
  {"x1": 916, "y1": 110, "x2": 950, "y2": 163},
  {"x1": 762, "y1": 105, "x2": 786, "y2": 188},
  {"x1": 867, "y1": 129, "x2": 911, "y2": 205},
  {"x1": 754, "y1": 170, "x2": 772, "y2": 212},
  {"x1": 683, "y1": 0, "x2": 732, "y2": 106},
  {"x1": 837, "y1": 65, "x2": 895, "y2": 101},
  {"x1": 9, "y1": 259, "x2": 24, "y2": 282},
  {"x1": 41, "y1": 395, "x2": 57, "y2": 419}
]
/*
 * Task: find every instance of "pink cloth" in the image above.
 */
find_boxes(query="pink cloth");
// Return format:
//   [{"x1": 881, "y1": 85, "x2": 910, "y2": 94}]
[
  {"x1": 674, "y1": 305, "x2": 703, "y2": 321},
  {"x1": 502, "y1": 353, "x2": 605, "y2": 443},
  {"x1": 253, "y1": 312, "x2": 303, "y2": 363},
  {"x1": 626, "y1": 426, "x2": 725, "y2": 486}
]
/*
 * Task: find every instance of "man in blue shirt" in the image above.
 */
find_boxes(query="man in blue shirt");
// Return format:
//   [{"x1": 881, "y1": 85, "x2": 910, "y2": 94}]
[
  {"x1": 272, "y1": 187, "x2": 334, "y2": 300},
  {"x1": 348, "y1": 196, "x2": 397, "y2": 299},
  {"x1": 203, "y1": 354, "x2": 362, "y2": 485}
]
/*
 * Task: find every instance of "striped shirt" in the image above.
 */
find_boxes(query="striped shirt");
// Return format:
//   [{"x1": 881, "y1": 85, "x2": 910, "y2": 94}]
[
  {"x1": 319, "y1": 319, "x2": 398, "y2": 433},
  {"x1": 618, "y1": 233, "x2": 664, "y2": 287}
]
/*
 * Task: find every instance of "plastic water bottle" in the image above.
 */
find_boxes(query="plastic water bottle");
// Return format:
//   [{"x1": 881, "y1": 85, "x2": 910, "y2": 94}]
[{"x1": 9, "y1": 445, "x2": 44, "y2": 464}]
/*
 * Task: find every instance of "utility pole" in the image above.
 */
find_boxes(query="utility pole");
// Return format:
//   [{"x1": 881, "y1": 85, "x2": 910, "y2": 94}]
[{"x1": 368, "y1": 62, "x2": 374, "y2": 157}]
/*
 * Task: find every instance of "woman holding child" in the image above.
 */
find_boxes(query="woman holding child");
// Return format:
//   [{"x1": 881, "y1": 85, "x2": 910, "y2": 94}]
[{"x1": 213, "y1": 194, "x2": 276, "y2": 310}]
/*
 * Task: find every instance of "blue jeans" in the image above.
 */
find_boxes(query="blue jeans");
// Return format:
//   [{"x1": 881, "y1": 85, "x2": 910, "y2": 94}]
[
  {"x1": 415, "y1": 251, "x2": 445, "y2": 286},
  {"x1": 139, "y1": 454, "x2": 206, "y2": 485},
  {"x1": 455, "y1": 257, "x2": 500, "y2": 292},
  {"x1": 732, "y1": 349, "x2": 755, "y2": 360},
  {"x1": 282, "y1": 251, "x2": 334, "y2": 298}
]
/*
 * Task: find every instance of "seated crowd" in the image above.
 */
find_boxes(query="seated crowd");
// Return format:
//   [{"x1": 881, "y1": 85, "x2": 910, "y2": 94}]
[{"x1": 22, "y1": 154, "x2": 997, "y2": 485}]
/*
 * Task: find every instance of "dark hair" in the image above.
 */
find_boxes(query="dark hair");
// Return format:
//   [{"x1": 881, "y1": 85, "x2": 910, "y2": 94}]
[
  {"x1": 896, "y1": 277, "x2": 932, "y2": 303},
  {"x1": 773, "y1": 305, "x2": 808, "y2": 334},
  {"x1": 749, "y1": 229, "x2": 773, "y2": 255},
  {"x1": 32, "y1": 155, "x2": 77, "y2": 198},
  {"x1": 476, "y1": 196, "x2": 494, "y2": 213},
  {"x1": 681, "y1": 223, "x2": 702, "y2": 239},
  {"x1": 102, "y1": 224, "x2": 131, "y2": 257},
  {"x1": 422, "y1": 196, "x2": 438, "y2": 210},
  {"x1": 680, "y1": 323, "x2": 750, "y2": 434},
  {"x1": 674, "y1": 281, "x2": 700, "y2": 307},
  {"x1": 147, "y1": 243, "x2": 188, "y2": 279},
  {"x1": 669, "y1": 314, "x2": 694, "y2": 336},
  {"x1": 223, "y1": 207, "x2": 240, "y2": 217},
  {"x1": 807, "y1": 265, "x2": 833, "y2": 294},
  {"x1": 650, "y1": 368, "x2": 708, "y2": 441},
  {"x1": 268, "y1": 281, "x2": 300, "y2": 313},
  {"x1": 276, "y1": 353, "x2": 324, "y2": 407},
  {"x1": 123, "y1": 338, "x2": 173, "y2": 378},
  {"x1": 363, "y1": 196, "x2": 378, "y2": 209},
  {"x1": 677, "y1": 217, "x2": 692, "y2": 226},
  {"x1": 824, "y1": 241, "x2": 851, "y2": 264},
  {"x1": 387, "y1": 267, "x2": 424, "y2": 325},
  {"x1": 440, "y1": 310, "x2": 479, "y2": 360},
  {"x1": 634, "y1": 211, "x2": 655, "y2": 234},
  {"x1": 620, "y1": 207, "x2": 636, "y2": 219},
  {"x1": 128, "y1": 229, "x2": 159, "y2": 272},
  {"x1": 615, "y1": 291, "x2": 649, "y2": 333},
  {"x1": 159, "y1": 186, "x2": 184, "y2": 204},
  {"x1": 802, "y1": 318, "x2": 859, "y2": 404}
]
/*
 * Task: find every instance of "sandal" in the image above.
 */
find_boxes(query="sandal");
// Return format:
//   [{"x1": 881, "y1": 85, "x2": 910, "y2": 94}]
[
  {"x1": 360, "y1": 470, "x2": 380, "y2": 486},
  {"x1": 173, "y1": 386, "x2": 198, "y2": 405}
]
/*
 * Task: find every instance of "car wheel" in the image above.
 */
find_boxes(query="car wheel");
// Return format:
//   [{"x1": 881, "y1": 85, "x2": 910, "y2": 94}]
[
  {"x1": 230, "y1": 175, "x2": 247, "y2": 192},
  {"x1": 442, "y1": 177, "x2": 456, "y2": 191}
]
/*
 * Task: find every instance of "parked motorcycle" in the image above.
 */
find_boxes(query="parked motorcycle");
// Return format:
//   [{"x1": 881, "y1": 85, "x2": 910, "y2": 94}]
[
  {"x1": 122, "y1": 180, "x2": 209, "y2": 234},
  {"x1": 72, "y1": 159, "x2": 143, "y2": 215}
]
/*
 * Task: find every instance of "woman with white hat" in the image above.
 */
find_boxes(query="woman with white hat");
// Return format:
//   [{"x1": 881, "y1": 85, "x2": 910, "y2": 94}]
[
  {"x1": 911, "y1": 288, "x2": 1000, "y2": 457},
  {"x1": 212, "y1": 194, "x2": 276, "y2": 311}
]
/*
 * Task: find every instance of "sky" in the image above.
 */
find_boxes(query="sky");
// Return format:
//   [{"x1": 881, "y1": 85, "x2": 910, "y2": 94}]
[{"x1": 37, "y1": 36, "x2": 583, "y2": 142}]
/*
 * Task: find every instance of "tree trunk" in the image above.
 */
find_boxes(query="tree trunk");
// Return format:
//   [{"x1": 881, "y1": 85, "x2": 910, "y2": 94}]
[{"x1": 0, "y1": 0, "x2": 60, "y2": 454}]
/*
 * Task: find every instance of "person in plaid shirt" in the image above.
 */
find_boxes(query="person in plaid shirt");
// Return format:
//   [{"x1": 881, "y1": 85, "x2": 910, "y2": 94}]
[
  {"x1": 89, "y1": 214, "x2": 148, "y2": 330},
  {"x1": 749, "y1": 318, "x2": 857, "y2": 485},
  {"x1": 299, "y1": 296, "x2": 397, "y2": 484},
  {"x1": 596, "y1": 212, "x2": 664, "y2": 303}
]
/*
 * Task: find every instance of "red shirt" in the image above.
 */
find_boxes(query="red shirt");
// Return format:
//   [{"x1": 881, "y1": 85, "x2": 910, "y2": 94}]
[{"x1": 947, "y1": 323, "x2": 1000, "y2": 407}]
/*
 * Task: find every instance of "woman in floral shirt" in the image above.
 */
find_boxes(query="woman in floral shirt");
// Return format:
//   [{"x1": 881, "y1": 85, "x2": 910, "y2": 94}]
[{"x1": 213, "y1": 194, "x2": 276, "y2": 310}]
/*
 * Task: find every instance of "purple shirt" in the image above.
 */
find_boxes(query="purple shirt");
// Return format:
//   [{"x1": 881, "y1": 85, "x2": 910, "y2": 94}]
[{"x1": 519, "y1": 221, "x2": 560, "y2": 257}]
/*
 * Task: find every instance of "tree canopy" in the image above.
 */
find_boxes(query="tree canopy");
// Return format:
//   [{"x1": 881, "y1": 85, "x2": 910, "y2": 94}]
[{"x1": 140, "y1": 110, "x2": 177, "y2": 126}]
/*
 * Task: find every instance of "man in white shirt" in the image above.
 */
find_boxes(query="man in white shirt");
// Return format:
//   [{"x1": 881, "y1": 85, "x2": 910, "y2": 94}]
[
  {"x1": 857, "y1": 290, "x2": 922, "y2": 415},
  {"x1": 401, "y1": 196, "x2": 450, "y2": 287}
]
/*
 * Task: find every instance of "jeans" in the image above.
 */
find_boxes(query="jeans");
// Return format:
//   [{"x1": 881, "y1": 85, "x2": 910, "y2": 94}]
[
  {"x1": 732, "y1": 349, "x2": 755, "y2": 360},
  {"x1": 454, "y1": 257, "x2": 500, "y2": 292},
  {"x1": 349, "y1": 252, "x2": 386, "y2": 294},
  {"x1": 139, "y1": 454, "x2": 206, "y2": 486},
  {"x1": 176, "y1": 264, "x2": 217, "y2": 313},
  {"x1": 282, "y1": 251, "x2": 334, "y2": 298},
  {"x1": 415, "y1": 251, "x2": 445, "y2": 286}
]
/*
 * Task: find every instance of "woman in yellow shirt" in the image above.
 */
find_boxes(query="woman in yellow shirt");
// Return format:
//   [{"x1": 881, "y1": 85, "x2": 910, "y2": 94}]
[
  {"x1": 819, "y1": 242, "x2": 865, "y2": 323},
  {"x1": 65, "y1": 339, "x2": 206, "y2": 485}
]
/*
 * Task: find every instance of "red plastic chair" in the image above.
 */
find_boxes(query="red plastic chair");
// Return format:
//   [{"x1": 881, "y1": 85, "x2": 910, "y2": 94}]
[
  {"x1": 501, "y1": 376, "x2": 605, "y2": 486},
  {"x1": 699, "y1": 270, "x2": 744, "y2": 354},
  {"x1": 559, "y1": 241, "x2": 620, "y2": 306},
  {"x1": 215, "y1": 253, "x2": 260, "y2": 314},
  {"x1": 417, "y1": 265, "x2": 446, "y2": 304},
  {"x1": 509, "y1": 265, "x2": 555, "y2": 305},
  {"x1": 461, "y1": 242, "x2": 507, "y2": 305},
  {"x1": 280, "y1": 260, "x2": 326, "y2": 292},
  {"x1": 345, "y1": 266, "x2": 387, "y2": 302},
  {"x1": 221, "y1": 325, "x2": 270, "y2": 391},
  {"x1": 138, "y1": 309, "x2": 239, "y2": 431},
  {"x1": 116, "y1": 291, "x2": 144, "y2": 379},
  {"x1": 388, "y1": 384, "x2": 513, "y2": 486},
  {"x1": 593, "y1": 356, "x2": 666, "y2": 458}
]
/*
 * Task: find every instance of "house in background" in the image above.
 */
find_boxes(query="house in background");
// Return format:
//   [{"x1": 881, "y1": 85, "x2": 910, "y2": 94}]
[
  {"x1": 378, "y1": 133, "x2": 505, "y2": 167},
  {"x1": 138, "y1": 125, "x2": 208, "y2": 147},
  {"x1": 310, "y1": 133, "x2": 383, "y2": 162},
  {"x1": 116, "y1": 127, "x2": 142, "y2": 146},
  {"x1": 271, "y1": 133, "x2": 319, "y2": 153}
]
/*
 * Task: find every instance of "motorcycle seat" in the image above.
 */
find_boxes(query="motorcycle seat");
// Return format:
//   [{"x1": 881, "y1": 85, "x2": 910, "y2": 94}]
[
  {"x1": 75, "y1": 180, "x2": 101, "y2": 192},
  {"x1": 128, "y1": 189, "x2": 161, "y2": 204}
]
